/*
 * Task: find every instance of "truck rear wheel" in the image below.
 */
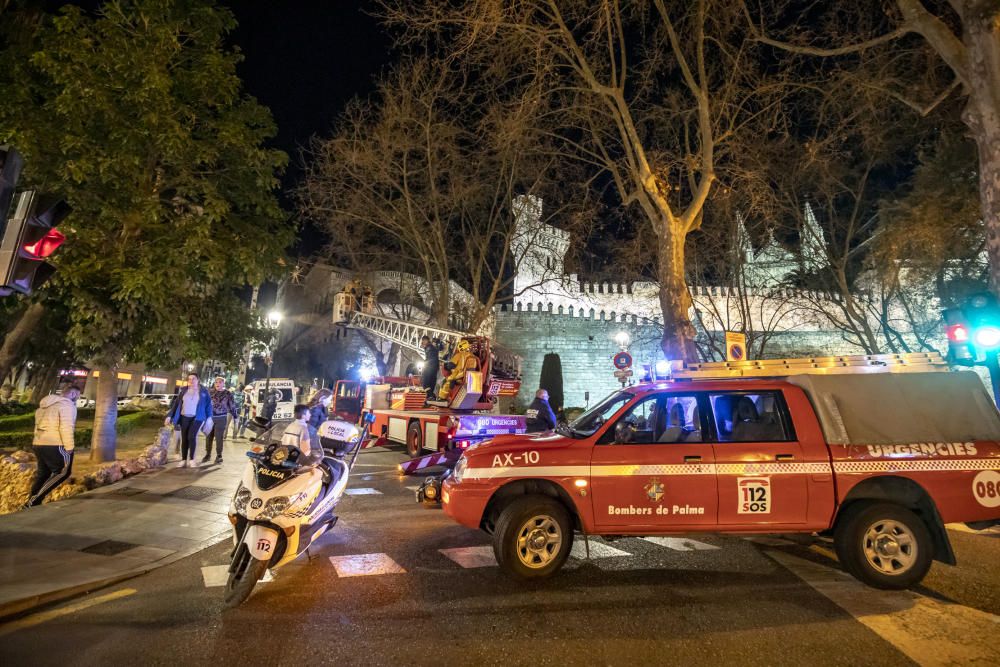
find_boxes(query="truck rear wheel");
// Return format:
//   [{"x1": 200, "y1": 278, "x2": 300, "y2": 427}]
[
  {"x1": 406, "y1": 421, "x2": 423, "y2": 458},
  {"x1": 493, "y1": 495, "x2": 573, "y2": 580},
  {"x1": 834, "y1": 502, "x2": 933, "y2": 590}
]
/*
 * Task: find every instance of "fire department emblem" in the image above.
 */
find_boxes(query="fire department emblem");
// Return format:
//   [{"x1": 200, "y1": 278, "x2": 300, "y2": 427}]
[{"x1": 645, "y1": 479, "x2": 664, "y2": 502}]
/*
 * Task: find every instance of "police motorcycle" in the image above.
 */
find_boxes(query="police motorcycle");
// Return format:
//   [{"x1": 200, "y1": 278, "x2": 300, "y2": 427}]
[{"x1": 223, "y1": 413, "x2": 375, "y2": 607}]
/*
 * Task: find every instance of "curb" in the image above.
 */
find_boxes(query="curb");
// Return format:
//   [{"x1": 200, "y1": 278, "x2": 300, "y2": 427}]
[{"x1": 0, "y1": 533, "x2": 229, "y2": 623}]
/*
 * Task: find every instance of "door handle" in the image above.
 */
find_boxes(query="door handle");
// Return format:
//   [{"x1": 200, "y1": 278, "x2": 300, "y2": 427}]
[
  {"x1": 684, "y1": 455, "x2": 702, "y2": 463},
  {"x1": 775, "y1": 454, "x2": 795, "y2": 461}
]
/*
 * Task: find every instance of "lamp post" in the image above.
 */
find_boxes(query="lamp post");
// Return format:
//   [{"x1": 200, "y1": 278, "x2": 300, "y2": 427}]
[{"x1": 263, "y1": 309, "x2": 283, "y2": 398}]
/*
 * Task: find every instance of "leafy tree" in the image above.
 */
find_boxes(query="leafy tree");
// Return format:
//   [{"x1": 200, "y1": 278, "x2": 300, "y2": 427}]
[{"x1": 0, "y1": 0, "x2": 292, "y2": 460}]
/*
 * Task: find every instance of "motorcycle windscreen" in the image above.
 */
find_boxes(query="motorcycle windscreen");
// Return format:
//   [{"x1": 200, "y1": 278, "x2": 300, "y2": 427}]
[{"x1": 253, "y1": 462, "x2": 291, "y2": 491}]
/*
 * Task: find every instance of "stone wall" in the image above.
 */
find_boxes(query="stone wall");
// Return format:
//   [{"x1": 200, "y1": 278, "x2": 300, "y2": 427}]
[
  {"x1": 494, "y1": 309, "x2": 878, "y2": 410},
  {"x1": 495, "y1": 308, "x2": 664, "y2": 409}
]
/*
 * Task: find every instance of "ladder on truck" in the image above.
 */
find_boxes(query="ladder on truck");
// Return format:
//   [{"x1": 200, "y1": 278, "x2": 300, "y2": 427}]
[
  {"x1": 669, "y1": 352, "x2": 949, "y2": 380},
  {"x1": 339, "y1": 308, "x2": 522, "y2": 378}
]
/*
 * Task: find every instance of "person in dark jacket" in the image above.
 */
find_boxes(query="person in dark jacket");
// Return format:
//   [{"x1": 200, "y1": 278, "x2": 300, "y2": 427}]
[
  {"x1": 525, "y1": 389, "x2": 557, "y2": 433},
  {"x1": 203, "y1": 377, "x2": 238, "y2": 464},
  {"x1": 420, "y1": 336, "x2": 441, "y2": 398},
  {"x1": 165, "y1": 374, "x2": 212, "y2": 467},
  {"x1": 306, "y1": 388, "x2": 333, "y2": 431}
]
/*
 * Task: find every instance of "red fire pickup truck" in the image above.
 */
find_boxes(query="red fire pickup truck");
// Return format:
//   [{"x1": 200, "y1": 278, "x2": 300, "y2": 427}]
[{"x1": 441, "y1": 362, "x2": 1000, "y2": 589}]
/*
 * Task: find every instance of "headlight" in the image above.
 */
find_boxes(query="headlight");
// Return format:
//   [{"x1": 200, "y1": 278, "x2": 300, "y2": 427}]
[
  {"x1": 233, "y1": 484, "x2": 252, "y2": 514},
  {"x1": 259, "y1": 495, "x2": 290, "y2": 520},
  {"x1": 452, "y1": 456, "x2": 468, "y2": 483}
]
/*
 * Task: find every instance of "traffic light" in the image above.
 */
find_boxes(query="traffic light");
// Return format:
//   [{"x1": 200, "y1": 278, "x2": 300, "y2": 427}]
[
  {"x1": 0, "y1": 189, "x2": 70, "y2": 296},
  {"x1": 942, "y1": 306, "x2": 973, "y2": 363},
  {"x1": 0, "y1": 146, "x2": 24, "y2": 227}
]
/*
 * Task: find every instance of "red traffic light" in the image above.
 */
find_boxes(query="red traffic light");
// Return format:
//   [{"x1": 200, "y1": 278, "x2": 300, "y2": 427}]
[
  {"x1": 947, "y1": 323, "x2": 970, "y2": 343},
  {"x1": 23, "y1": 228, "x2": 65, "y2": 259}
]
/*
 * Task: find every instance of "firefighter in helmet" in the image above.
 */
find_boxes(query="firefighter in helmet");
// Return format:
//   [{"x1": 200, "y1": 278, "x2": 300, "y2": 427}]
[{"x1": 438, "y1": 339, "x2": 480, "y2": 400}]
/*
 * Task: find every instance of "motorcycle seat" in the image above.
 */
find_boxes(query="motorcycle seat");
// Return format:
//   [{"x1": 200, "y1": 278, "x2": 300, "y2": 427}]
[{"x1": 321, "y1": 456, "x2": 347, "y2": 492}]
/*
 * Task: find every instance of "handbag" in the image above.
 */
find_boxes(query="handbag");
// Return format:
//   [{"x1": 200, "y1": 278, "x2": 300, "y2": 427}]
[{"x1": 200, "y1": 416, "x2": 214, "y2": 435}]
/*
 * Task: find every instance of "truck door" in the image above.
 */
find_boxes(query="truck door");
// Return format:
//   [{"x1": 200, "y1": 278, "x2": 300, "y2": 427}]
[
  {"x1": 706, "y1": 391, "x2": 809, "y2": 526},
  {"x1": 591, "y1": 392, "x2": 718, "y2": 530}
]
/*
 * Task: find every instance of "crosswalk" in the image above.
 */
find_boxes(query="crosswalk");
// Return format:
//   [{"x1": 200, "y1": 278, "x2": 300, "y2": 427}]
[{"x1": 200, "y1": 534, "x2": 728, "y2": 586}]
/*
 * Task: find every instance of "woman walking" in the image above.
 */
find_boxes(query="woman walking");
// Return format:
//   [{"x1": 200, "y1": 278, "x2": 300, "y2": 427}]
[
  {"x1": 306, "y1": 388, "x2": 333, "y2": 432},
  {"x1": 166, "y1": 373, "x2": 211, "y2": 467},
  {"x1": 203, "y1": 377, "x2": 238, "y2": 464}
]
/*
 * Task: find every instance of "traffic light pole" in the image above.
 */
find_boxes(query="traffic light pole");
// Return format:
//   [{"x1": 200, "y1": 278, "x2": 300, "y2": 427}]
[{"x1": 985, "y1": 351, "x2": 1000, "y2": 407}]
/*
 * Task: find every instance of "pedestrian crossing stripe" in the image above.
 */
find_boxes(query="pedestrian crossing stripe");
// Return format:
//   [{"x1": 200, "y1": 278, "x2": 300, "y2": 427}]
[
  {"x1": 329, "y1": 553, "x2": 405, "y2": 577},
  {"x1": 641, "y1": 537, "x2": 720, "y2": 551},
  {"x1": 440, "y1": 546, "x2": 497, "y2": 568},
  {"x1": 344, "y1": 488, "x2": 383, "y2": 496},
  {"x1": 570, "y1": 539, "x2": 631, "y2": 559},
  {"x1": 201, "y1": 565, "x2": 273, "y2": 588}
]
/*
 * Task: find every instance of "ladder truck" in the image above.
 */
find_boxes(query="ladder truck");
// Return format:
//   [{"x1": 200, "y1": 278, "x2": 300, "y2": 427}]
[{"x1": 331, "y1": 290, "x2": 526, "y2": 492}]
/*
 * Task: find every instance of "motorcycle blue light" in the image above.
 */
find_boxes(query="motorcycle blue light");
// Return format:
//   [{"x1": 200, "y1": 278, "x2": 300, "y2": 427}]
[{"x1": 974, "y1": 325, "x2": 1000, "y2": 349}]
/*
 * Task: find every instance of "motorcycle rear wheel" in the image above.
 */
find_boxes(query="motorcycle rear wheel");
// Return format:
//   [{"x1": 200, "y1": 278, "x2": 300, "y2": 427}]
[{"x1": 224, "y1": 545, "x2": 269, "y2": 608}]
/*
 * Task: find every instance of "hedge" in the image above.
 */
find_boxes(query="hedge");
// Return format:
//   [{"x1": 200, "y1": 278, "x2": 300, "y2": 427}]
[
  {"x1": 0, "y1": 402, "x2": 35, "y2": 417},
  {"x1": 0, "y1": 411, "x2": 155, "y2": 450}
]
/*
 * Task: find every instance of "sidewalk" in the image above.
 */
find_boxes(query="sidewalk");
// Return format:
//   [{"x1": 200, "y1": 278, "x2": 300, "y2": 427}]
[{"x1": 0, "y1": 437, "x2": 249, "y2": 620}]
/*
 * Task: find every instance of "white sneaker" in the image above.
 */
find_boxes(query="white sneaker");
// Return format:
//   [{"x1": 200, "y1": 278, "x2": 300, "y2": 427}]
[{"x1": 181, "y1": 460, "x2": 189, "y2": 468}]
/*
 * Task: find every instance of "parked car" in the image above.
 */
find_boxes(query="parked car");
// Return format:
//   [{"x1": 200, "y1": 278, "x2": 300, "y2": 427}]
[
  {"x1": 129, "y1": 393, "x2": 172, "y2": 408},
  {"x1": 76, "y1": 397, "x2": 96, "y2": 409}
]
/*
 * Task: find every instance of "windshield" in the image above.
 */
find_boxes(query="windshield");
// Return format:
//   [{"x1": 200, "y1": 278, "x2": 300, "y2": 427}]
[{"x1": 563, "y1": 390, "x2": 634, "y2": 438}]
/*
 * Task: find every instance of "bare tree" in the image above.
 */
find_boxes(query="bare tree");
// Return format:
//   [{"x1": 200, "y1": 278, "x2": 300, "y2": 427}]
[
  {"x1": 746, "y1": 0, "x2": 1000, "y2": 291},
  {"x1": 299, "y1": 57, "x2": 589, "y2": 334},
  {"x1": 380, "y1": 0, "x2": 789, "y2": 360}
]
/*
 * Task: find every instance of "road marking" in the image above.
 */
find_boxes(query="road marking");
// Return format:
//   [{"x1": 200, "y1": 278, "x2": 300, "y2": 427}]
[
  {"x1": 742, "y1": 536, "x2": 797, "y2": 547},
  {"x1": 404, "y1": 485, "x2": 421, "y2": 492},
  {"x1": 329, "y1": 553, "x2": 406, "y2": 577},
  {"x1": 200, "y1": 565, "x2": 274, "y2": 588},
  {"x1": 946, "y1": 523, "x2": 1000, "y2": 535},
  {"x1": 439, "y1": 546, "x2": 497, "y2": 568},
  {"x1": 344, "y1": 488, "x2": 382, "y2": 496},
  {"x1": 642, "y1": 537, "x2": 720, "y2": 551},
  {"x1": 0, "y1": 588, "x2": 136, "y2": 637},
  {"x1": 570, "y1": 539, "x2": 632, "y2": 559},
  {"x1": 768, "y1": 551, "x2": 1000, "y2": 666}
]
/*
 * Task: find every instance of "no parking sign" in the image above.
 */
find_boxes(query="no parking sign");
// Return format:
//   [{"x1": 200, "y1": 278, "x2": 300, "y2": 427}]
[
  {"x1": 725, "y1": 331, "x2": 747, "y2": 362},
  {"x1": 612, "y1": 351, "x2": 633, "y2": 370}
]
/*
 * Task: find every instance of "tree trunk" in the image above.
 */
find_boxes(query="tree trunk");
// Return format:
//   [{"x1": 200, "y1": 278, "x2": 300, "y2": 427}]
[
  {"x1": 0, "y1": 301, "x2": 46, "y2": 384},
  {"x1": 963, "y1": 11, "x2": 1000, "y2": 291},
  {"x1": 90, "y1": 361, "x2": 119, "y2": 462},
  {"x1": 29, "y1": 360, "x2": 59, "y2": 405},
  {"x1": 657, "y1": 231, "x2": 699, "y2": 361}
]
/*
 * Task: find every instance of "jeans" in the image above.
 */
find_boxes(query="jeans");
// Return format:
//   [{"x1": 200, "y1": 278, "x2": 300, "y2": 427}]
[
  {"x1": 205, "y1": 414, "x2": 229, "y2": 458},
  {"x1": 178, "y1": 415, "x2": 202, "y2": 460},
  {"x1": 27, "y1": 446, "x2": 74, "y2": 507}
]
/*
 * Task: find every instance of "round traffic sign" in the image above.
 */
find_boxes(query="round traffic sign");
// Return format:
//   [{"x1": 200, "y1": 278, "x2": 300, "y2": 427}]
[
  {"x1": 729, "y1": 344, "x2": 745, "y2": 361},
  {"x1": 613, "y1": 351, "x2": 633, "y2": 370}
]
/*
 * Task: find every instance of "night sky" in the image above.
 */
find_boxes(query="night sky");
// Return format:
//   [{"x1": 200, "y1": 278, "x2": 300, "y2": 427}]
[{"x1": 224, "y1": 1, "x2": 393, "y2": 255}]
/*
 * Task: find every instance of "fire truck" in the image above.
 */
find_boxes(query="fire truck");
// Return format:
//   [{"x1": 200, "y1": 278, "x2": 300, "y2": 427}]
[
  {"x1": 331, "y1": 289, "x2": 526, "y2": 482},
  {"x1": 439, "y1": 352, "x2": 1000, "y2": 589}
]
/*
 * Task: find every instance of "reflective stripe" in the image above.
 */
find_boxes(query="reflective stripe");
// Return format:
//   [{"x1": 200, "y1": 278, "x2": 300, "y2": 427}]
[
  {"x1": 465, "y1": 458, "x2": 999, "y2": 480},
  {"x1": 833, "y1": 459, "x2": 1000, "y2": 473}
]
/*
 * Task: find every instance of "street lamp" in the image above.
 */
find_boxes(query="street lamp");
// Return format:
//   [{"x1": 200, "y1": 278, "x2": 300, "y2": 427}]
[
  {"x1": 615, "y1": 331, "x2": 630, "y2": 350},
  {"x1": 263, "y1": 310, "x2": 283, "y2": 400}
]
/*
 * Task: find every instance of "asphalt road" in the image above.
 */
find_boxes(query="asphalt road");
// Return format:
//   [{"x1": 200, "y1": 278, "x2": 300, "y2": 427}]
[{"x1": 2, "y1": 447, "x2": 998, "y2": 667}]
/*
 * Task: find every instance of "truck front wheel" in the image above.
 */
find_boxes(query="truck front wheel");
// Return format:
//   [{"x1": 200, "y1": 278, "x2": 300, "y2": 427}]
[
  {"x1": 493, "y1": 496, "x2": 573, "y2": 580},
  {"x1": 834, "y1": 502, "x2": 933, "y2": 590},
  {"x1": 406, "y1": 422, "x2": 423, "y2": 458}
]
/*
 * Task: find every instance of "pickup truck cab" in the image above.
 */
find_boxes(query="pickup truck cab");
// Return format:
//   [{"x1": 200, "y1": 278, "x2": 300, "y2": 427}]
[{"x1": 442, "y1": 364, "x2": 1000, "y2": 589}]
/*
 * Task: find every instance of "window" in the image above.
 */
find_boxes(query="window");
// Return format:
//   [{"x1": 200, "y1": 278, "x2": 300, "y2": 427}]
[
  {"x1": 565, "y1": 390, "x2": 633, "y2": 438},
  {"x1": 602, "y1": 393, "x2": 702, "y2": 444},
  {"x1": 708, "y1": 392, "x2": 792, "y2": 442}
]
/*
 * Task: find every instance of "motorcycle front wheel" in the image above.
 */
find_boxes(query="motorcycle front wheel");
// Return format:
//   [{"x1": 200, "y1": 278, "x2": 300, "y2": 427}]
[{"x1": 224, "y1": 544, "x2": 269, "y2": 608}]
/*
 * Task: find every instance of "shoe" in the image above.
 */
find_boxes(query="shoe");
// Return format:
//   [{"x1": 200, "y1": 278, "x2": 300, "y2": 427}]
[
  {"x1": 215, "y1": 456, "x2": 223, "y2": 464},
  {"x1": 201, "y1": 454, "x2": 210, "y2": 463},
  {"x1": 181, "y1": 460, "x2": 188, "y2": 468}
]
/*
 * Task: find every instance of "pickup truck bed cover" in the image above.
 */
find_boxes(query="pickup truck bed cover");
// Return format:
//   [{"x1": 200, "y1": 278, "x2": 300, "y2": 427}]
[{"x1": 787, "y1": 371, "x2": 1000, "y2": 445}]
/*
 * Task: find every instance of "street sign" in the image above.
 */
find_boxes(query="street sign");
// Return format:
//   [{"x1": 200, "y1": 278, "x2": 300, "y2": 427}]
[
  {"x1": 612, "y1": 351, "x2": 633, "y2": 370},
  {"x1": 725, "y1": 331, "x2": 747, "y2": 362},
  {"x1": 613, "y1": 369, "x2": 633, "y2": 379}
]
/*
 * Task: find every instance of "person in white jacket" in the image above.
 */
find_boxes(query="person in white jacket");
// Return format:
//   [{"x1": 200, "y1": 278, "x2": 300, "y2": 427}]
[{"x1": 25, "y1": 383, "x2": 80, "y2": 508}]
